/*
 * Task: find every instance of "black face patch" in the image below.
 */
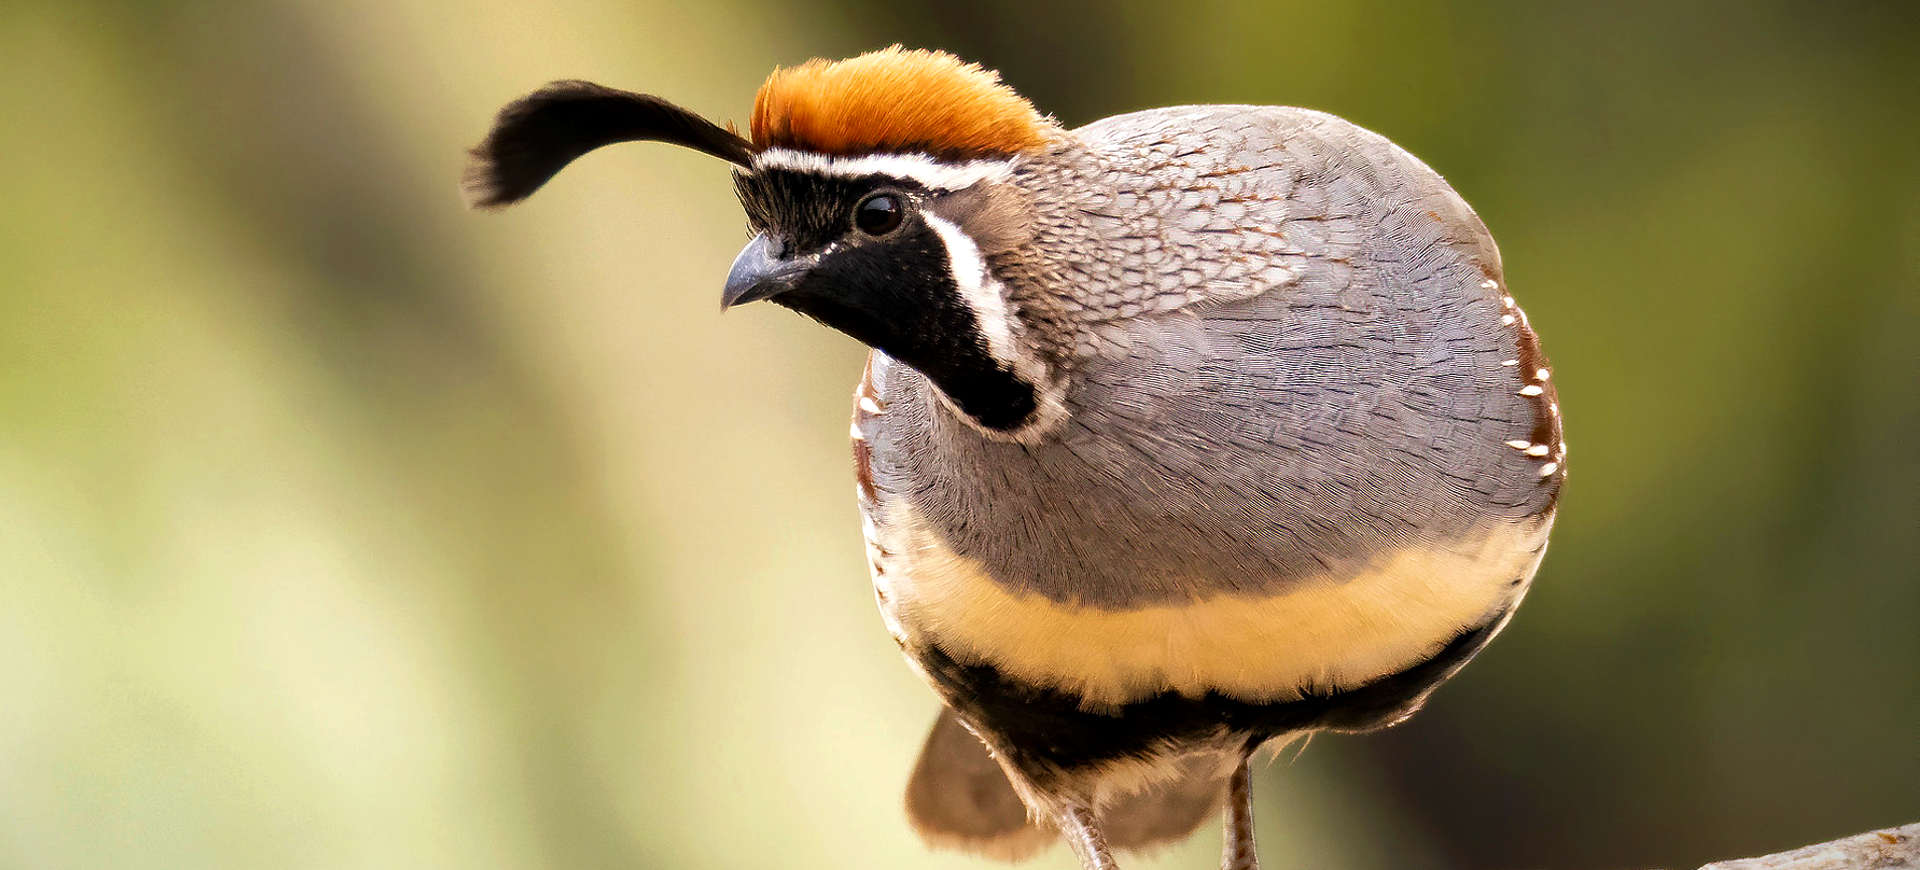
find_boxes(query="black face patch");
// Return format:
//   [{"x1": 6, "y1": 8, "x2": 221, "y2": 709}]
[
  {"x1": 734, "y1": 170, "x2": 923, "y2": 254},
  {"x1": 730, "y1": 168, "x2": 1039, "y2": 432}
]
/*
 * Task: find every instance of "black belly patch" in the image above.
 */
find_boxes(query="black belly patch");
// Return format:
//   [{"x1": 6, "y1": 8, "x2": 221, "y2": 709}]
[{"x1": 917, "y1": 614, "x2": 1506, "y2": 781}]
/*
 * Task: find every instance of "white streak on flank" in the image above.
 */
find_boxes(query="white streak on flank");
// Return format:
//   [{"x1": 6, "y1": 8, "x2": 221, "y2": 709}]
[
  {"x1": 1506, "y1": 439, "x2": 1533, "y2": 450},
  {"x1": 1518, "y1": 384, "x2": 1545, "y2": 397},
  {"x1": 1549, "y1": 402, "x2": 1561, "y2": 416},
  {"x1": 1501, "y1": 314, "x2": 1517, "y2": 326},
  {"x1": 1501, "y1": 359, "x2": 1520, "y2": 366},
  {"x1": 849, "y1": 421, "x2": 865, "y2": 440},
  {"x1": 858, "y1": 395, "x2": 884, "y2": 414},
  {"x1": 754, "y1": 148, "x2": 1015, "y2": 190},
  {"x1": 1539, "y1": 462, "x2": 1560, "y2": 477},
  {"x1": 1526, "y1": 444, "x2": 1551, "y2": 457},
  {"x1": 1481, "y1": 279, "x2": 1499, "y2": 290},
  {"x1": 1502, "y1": 296, "x2": 1515, "y2": 308},
  {"x1": 1535, "y1": 368, "x2": 1551, "y2": 381},
  {"x1": 923, "y1": 213, "x2": 1020, "y2": 367}
]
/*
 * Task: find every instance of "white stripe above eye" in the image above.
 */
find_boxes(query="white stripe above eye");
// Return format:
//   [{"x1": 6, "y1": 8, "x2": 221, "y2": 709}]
[
  {"x1": 753, "y1": 148, "x2": 1015, "y2": 190},
  {"x1": 922, "y1": 213, "x2": 1019, "y2": 367}
]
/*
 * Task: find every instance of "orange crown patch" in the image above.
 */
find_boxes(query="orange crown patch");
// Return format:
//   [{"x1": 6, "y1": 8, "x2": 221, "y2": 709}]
[{"x1": 751, "y1": 47, "x2": 1056, "y2": 159}]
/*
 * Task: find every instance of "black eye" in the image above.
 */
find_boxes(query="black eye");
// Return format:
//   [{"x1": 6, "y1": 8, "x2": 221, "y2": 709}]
[{"x1": 854, "y1": 193, "x2": 903, "y2": 236}]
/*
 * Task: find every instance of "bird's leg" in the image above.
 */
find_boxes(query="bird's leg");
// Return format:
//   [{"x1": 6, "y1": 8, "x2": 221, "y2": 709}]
[
  {"x1": 1060, "y1": 804, "x2": 1121, "y2": 870},
  {"x1": 1223, "y1": 757, "x2": 1259, "y2": 870}
]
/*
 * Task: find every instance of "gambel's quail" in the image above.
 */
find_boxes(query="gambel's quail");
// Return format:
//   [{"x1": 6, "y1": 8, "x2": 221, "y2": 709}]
[{"x1": 466, "y1": 46, "x2": 1564, "y2": 870}]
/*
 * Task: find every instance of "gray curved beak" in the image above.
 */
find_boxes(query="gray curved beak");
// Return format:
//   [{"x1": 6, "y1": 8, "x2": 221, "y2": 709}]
[{"x1": 722, "y1": 233, "x2": 814, "y2": 310}]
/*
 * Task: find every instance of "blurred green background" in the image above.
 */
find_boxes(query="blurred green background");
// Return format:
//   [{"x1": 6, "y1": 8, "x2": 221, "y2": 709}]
[{"x1": 1, "y1": 0, "x2": 1913, "y2": 868}]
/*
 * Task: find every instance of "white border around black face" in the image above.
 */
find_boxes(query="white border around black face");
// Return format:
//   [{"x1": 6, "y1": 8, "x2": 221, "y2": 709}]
[
  {"x1": 922, "y1": 214, "x2": 1017, "y2": 364},
  {"x1": 920, "y1": 213, "x2": 1066, "y2": 441},
  {"x1": 753, "y1": 148, "x2": 1015, "y2": 191}
]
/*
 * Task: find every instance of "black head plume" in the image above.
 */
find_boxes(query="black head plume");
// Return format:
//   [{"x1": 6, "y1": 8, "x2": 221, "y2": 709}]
[{"x1": 464, "y1": 80, "x2": 756, "y2": 209}]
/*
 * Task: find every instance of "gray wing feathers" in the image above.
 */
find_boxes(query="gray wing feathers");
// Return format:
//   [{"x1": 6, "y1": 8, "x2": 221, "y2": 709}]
[
  {"x1": 1040, "y1": 105, "x2": 1504, "y2": 334},
  {"x1": 879, "y1": 105, "x2": 1552, "y2": 605}
]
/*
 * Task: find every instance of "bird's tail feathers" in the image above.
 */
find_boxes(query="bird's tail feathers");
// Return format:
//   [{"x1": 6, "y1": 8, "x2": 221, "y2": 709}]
[{"x1": 904, "y1": 708, "x2": 1228, "y2": 862}]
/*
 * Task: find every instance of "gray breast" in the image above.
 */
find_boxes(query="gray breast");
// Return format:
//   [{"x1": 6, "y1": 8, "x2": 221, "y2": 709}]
[{"x1": 868, "y1": 105, "x2": 1561, "y2": 608}]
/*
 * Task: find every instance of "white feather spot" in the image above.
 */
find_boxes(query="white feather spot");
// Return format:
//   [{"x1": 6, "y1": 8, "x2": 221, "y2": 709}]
[
  {"x1": 1506, "y1": 439, "x2": 1533, "y2": 450},
  {"x1": 1501, "y1": 359, "x2": 1520, "y2": 366},
  {"x1": 858, "y1": 395, "x2": 884, "y2": 414},
  {"x1": 1501, "y1": 314, "x2": 1516, "y2": 326},
  {"x1": 1525, "y1": 444, "x2": 1551, "y2": 457},
  {"x1": 1518, "y1": 384, "x2": 1545, "y2": 397},
  {"x1": 1535, "y1": 368, "x2": 1551, "y2": 381},
  {"x1": 1539, "y1": 462, "x2": 1560, "y2": 477}
]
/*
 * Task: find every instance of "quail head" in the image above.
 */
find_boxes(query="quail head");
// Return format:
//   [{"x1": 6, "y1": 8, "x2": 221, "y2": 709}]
[{"x1": 466, "y1": 46, "x2": 1564, "y2": 870}]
